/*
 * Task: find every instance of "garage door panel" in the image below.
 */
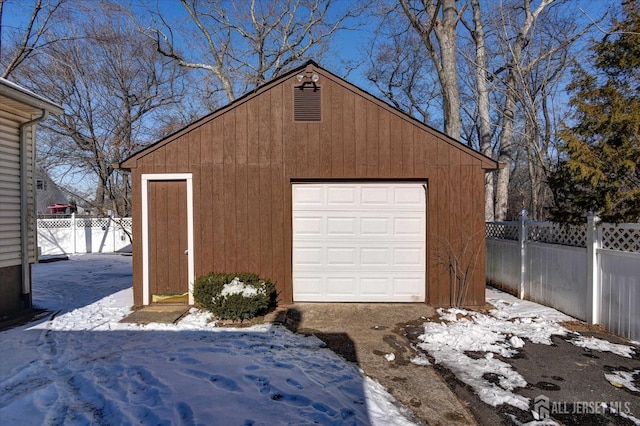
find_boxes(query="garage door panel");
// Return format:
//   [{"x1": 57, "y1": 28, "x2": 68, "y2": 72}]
[
  {"x1": 394, "y1": 248, "x2": 424, "y2": 266},
  {"x1": 393, "y1": 278, "x2": 425, "y2": 300},
  {"x1": 293, "y1": 274, "x2": 425, "y2": 302},
  {"x1": 394, "y1": 186, "x2": 425, "y2": 206},
  {"x1": 393, "y1": 217, "x2": 424, "y2": 237},
  {"x1": 326, "y1": 277, "x2": 357, "y2": 296},
  {"x1": 361, "y1": 186, "x2": 390, "y2": 205},
  {"x1": 293, "y1": 277, "x2": 324, "y2": 298},
  {"x1": 293, "y1": 216, "x2": 323, "y2": 235},
  {"x1": 360, "y1": 277, "x2": 391, "y2": 297},
  {"x1": 293, "y1": 185, "x2": 323, "y2": 207},
  {"x1": 295, "y1": 242, "x2": 424, "y2": 270},
  {"x1": 326, "y1": 247, "x2": 356, "y2": 265},
  {"x1": 327, "y1": 186, "x2": 357, "y2": 205},
  {"x1": 327, "y1": 217, "x2": 356, "y2": 235},
  {"x1": 293, "y1": 183, "x2": 426, "y2": 302},
  {"x1": 360, "y1": 217, "x2": 389, "y2": 236},
  {"x1": 293, "y1": 247, "x2": 323, "y2": 266},
  {"x1": 296, "y1": 212, "x2": 423, "y2": 241},
  {"x1": 360, "y1": 247, "x2": 390, "y2": 266}
]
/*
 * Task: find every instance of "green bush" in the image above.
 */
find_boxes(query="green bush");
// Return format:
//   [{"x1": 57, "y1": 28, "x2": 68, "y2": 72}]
[{"x1": 193, "y1": 272, "x2": 277, "y2": 322}]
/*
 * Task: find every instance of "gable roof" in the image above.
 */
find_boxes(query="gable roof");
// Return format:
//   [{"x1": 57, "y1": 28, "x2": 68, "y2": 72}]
[{"x1": 119, "y1": 60, "x2": 498, "y2": 170}]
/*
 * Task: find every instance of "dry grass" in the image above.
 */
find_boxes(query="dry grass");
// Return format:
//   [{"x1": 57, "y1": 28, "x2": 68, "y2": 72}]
[{"x1": 560, "y1": 320, "x2": 608, "y2": 333}]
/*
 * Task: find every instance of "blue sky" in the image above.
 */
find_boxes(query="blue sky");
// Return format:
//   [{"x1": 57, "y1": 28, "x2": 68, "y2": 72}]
[
  {"x1": 1, "y1": 0, "x2": 615, "y2": 91},
  {"x1": 0, "y1": 0, "x2": 618, "y2": 197}
]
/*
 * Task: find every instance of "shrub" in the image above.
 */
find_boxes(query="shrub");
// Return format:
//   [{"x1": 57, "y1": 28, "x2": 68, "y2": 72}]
[{"x1": 193, "y1": 272, "x2": 277, "y2": 322}]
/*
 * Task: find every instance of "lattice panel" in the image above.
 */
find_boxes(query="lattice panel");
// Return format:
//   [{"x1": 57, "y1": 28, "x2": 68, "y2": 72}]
[
  {"x1": 75, "y1": 218, "x2": 111, "y2": 228},
  {"x1": 38, "y1": 219, "x2": 72, "y2": 229},
  {"x1": 601, "y1": 224, "x2": 640, "y2": 253},
  {"x1": 115, "y1": 218, "x2": 132, "y2": 228},
  {"x1": 528, "y1": 223, "x2": 586, "y2": 247},
  {"x1": 486, "y1": 223, "x2": 519, "y2": 240}
]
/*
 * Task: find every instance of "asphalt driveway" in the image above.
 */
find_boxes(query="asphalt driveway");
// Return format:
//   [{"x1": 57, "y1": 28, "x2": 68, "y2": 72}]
[
  {"x1": 276, "y1": 303, "x2": 477, "y2": 425},
  {"x1": 279, "y1": 302, "x2": 640, "y2": 426}
]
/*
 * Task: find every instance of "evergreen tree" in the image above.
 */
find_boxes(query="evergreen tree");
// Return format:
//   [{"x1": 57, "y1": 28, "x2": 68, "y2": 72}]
[{"x1": 549, "y1": 0, "x2": 640, "y2": 223}]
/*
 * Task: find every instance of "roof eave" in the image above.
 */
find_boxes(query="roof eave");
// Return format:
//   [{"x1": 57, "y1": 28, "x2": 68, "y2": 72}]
[{"x1": 0, "y1": 78, "x2": 63, "y2": 115}]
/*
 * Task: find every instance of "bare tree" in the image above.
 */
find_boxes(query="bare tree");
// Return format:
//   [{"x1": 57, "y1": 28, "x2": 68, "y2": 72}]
[
  {"x1": 519, "y1": 42, "x2": 568, "y2": 219},
  {"x1": 142, "y1": 0, "x2": 362, "y2": 105},
  {"x1": 491, "y1": 0, "x2": 553, "y2": 220},
  {"x1": 398, "y1": 0, "x2": 464, "y2": 140},
  {"x1": 461, "y1": 0, "x2": 495, "y2": 220},
  {"x1": 18, "y1": 1, "x2": 189, "y2": 216},
  {"x1": 0, "y1": 0, "x2": 67, "y2": 79},
  {"x1": 491, "y1": 0, "x2": 595, "y2": 220},
  {"x1": 365, "y1": 1, "x2": 597, "y2": 221},
  {"x1": 364, "y1": 7, "x2": 439, "y2": 125}
]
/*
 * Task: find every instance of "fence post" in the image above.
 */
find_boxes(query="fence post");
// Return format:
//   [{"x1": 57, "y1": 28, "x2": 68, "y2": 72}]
[
  {"x1": 112, "y1": 217, "x2": 116, "y2": 252},
  {"x1": 586, "y1": 213, "x2": 601, "y2": 324},
  {"x1": 71, "y1": 212, "x2": 77, "y2": 254},
  {"x1": 518, "y1": 209, "x2": 528, "y2": 299}
]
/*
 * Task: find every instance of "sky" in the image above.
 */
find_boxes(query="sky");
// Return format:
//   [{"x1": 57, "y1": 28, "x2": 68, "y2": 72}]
[
  {"x1": 0, "y1": 0, "x2": 618, "y2": 198},
  {"x1": 1, "y1": 0, "x2": 614, "y2": 95}
]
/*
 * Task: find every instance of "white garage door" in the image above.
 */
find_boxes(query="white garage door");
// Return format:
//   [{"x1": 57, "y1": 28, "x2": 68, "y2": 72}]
[{"x1": 292, "y1": 182, "x2": 426, "y2": 302}]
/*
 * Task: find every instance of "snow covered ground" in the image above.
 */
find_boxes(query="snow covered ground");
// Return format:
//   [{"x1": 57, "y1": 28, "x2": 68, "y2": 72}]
[
  {"x1": 2, "y1": 254, "x2": 638, "y2": 425},
  {"x1": 0, "y1": 254, "x2": 416, "y2": 425},
  {"x1": 412, "y1": 288, "x2": 640, "y2": 424}
]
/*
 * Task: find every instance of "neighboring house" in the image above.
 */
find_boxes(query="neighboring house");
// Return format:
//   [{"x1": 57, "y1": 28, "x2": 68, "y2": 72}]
[
  {"x1": 119, "y1": 61, "x2": 498, "y2": 309},
  {"x1": 0, "y1": 78, "x2": 63, "y2": 316},
  {"x1": 35, "y1": 166, "x2": 69, "y2": 216}
]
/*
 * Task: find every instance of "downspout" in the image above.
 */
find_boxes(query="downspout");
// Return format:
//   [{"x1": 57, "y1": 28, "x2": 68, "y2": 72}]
[{"x1": 19, "y1": 109, "x2": 48, "y2": 309}]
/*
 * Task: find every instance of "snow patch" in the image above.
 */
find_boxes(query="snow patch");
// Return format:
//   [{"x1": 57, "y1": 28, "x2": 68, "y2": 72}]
[
  {"x1": 601, "y1": 402, "x2": 640, "y2": 425},
  {"x1": 416, "y1": 311, "x2": 532, "y2": 410},
  {"x1": 0, "y1": 255, "x2": 418, "y2": 426},
  {"x1": 569, "y1": 336, "x2": 636, "y2": 358},
  {"x1": 217, "y1": 277, "x2": 265, "y2": 299},
  {"x1": 605, "y1": 369, "x2": 640, "y2": 392},
  {"x1": 413, "y1": 287, "x2": 638, "y2": 413},
  {"x1": 410, "y1": 353, "x2": 431, "y2": 366}
]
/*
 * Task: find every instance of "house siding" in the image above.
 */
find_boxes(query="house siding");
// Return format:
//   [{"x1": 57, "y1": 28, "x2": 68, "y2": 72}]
[
  {"x1": 0, "y1": 101, "x2": 38, "y2": 315},
  {"x1": 0, "y1": 106, "x2": 37, "y2": 268},
  {"x1": 0, "y1": 79, "x2": 62, "y2": 315},
  {"x1": 126, "y1": 64, "x2": 492, "y2": 308}
]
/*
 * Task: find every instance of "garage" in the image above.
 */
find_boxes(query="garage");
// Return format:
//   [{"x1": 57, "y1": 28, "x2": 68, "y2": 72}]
[
  {"x1": 120, "y1": 60, "x2": 498, "y2": 308},
  {"x1": 292, "y1": 182, "x2": 426, "y2": 302}
]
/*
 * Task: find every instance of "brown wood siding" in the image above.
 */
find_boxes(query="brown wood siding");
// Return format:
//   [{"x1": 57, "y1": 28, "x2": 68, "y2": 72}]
[{"x1": 129, "y1": 67, "x2": 488, "y2": 308}]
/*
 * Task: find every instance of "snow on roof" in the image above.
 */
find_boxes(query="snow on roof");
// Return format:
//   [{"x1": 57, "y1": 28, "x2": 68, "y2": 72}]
[{"x1": 0, "y1": 77, "x2": 63, "y2": 114}]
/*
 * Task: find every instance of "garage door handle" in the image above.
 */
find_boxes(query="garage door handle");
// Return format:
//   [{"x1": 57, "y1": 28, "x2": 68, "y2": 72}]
[{"x1": 184, "y1": 249, "x2": 188, "y2": 255}]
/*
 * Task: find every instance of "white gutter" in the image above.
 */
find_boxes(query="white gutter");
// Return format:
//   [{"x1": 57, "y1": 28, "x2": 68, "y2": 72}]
[{"x1": 19, "y1": 110, "x2": 49, "y2": 303}]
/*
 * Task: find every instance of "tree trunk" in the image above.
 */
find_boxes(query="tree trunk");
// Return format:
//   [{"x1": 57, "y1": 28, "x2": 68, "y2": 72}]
[
  {"x1": 495, "y1": 70, "x2": 517, "y2": 220},
  {"x1": 495, "y1": 0, "x2": 555, "y2": 220},
  {"x1": 399, "y1": 0, "x2": 461, "y2": 141},
  {"x1": 470, "y1": 0, "x2": 494, "y2": 221},
  {"x1": 439, "y1": 0, "x2": 461, "y2": 141}
]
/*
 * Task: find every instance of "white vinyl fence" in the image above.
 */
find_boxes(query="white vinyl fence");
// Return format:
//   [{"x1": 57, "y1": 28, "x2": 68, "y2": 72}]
[
  {"x1": 37, "y1": 214, "x2": 132, "y2": 256},
  {"x1": 486, "y1": 213, "x2": 640, "y2": 341}
]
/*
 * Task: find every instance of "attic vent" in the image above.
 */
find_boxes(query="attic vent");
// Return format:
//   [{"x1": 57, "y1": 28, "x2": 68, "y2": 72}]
[{"x1": 294, "y1": 86, "x2": 321, "y2": 121}]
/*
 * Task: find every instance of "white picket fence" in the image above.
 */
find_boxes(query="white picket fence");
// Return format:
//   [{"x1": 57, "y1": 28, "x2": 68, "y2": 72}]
[
  {"x1": 37, "y1": 214, "x2": 132, "y2": 255},
  {"x1": 486, "y1": 213, "x2": 640, "y2": 341}
]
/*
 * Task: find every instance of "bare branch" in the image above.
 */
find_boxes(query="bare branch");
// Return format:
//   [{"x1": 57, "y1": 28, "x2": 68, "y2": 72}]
[
  {"x1": 1, "y1": 0, "x2": 67, "y2": 79},
  {"x1": 139, "y1": 0, "x2": 361, "y2": 107}
]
